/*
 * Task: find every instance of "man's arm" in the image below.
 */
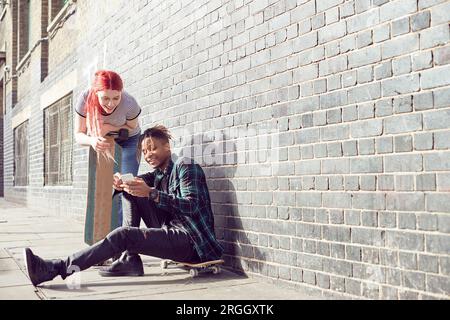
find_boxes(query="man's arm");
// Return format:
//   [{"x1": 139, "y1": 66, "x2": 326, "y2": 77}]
[
  {"x1": 155, "y1": 162, "x2": 206, "y2": 217},
  {"x1": 138, "y1": 172, "x2": 155, "y2": 188}
]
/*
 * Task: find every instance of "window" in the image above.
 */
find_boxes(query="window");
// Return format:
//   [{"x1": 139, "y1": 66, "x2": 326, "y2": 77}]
[
  {"x1": 18, "y1": 0, "x2": 30, "y2": 61},
  {"x1": 0, "y1": 79, "x2": 3, "y2": 196},
  {"x1": 44, "y1": 94, "x2": 73, "y2": 186},
  {"x1": 27, "y1": 0, "x2": 31, "y2": 51},
  {"x1": 0, "y1": 2, "x2": 7, "y2": 21},
  {"x1": 14, "y1": 121, "x2": 29, "y2": 186},
  {"x1": 10, "y1": 0, "x2": 18, "y2": 107},
  {"x1": 49, "y1": 0, "x2": 69, "y2": 23}
]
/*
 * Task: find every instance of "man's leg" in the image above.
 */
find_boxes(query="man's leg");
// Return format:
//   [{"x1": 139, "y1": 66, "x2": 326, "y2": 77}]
[
  {"x1": 24, "y1": 224, "x2": 199, "y2": 286},
  {"x1": 114, "y1": 226, "x2": 199, "y2": 263},
  {"x1": 118, "y1": 193, "x2": 166, "y2": 262},
  {"x1": 96, "y1": 189, "x2": 155, "y2": 265},
  {"x1": 122, "y1": 195, "x2": 200, "y2": 263},
  {"x1": 23, "y1": 230, "x2": 126, "y2": 287},
  {"x1": 65, "y1": 224, "x2": 198, "y2": 276},
  {"x1": 63, "y1": 191, "x2": 164, "y2": 278},
  {"x1": 63, "y1": 194, "x2": 170, "y2": 278},
  {"x1": 122, "y1": 192, "x2": 165, "y2": 229},
  {"x1": 23, "y1": 194, "x2": 197, "y2": 285}
]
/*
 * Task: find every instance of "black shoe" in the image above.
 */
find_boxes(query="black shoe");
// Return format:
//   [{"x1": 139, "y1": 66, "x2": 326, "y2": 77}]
[
  {"x1": 94, "y1": 253, "x2": 122, "y2": 267},
  {"x1": 23, "y1": 248, "x2": 62, "y2": 286},
  {"x1": 98, "y1": 254, "x2": 144, "y2": 277}
]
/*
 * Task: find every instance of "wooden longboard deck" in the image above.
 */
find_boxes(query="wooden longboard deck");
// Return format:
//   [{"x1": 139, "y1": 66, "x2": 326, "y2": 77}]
[{"x1": 84, "y1": 137, "x2": 122, "y2": 245}]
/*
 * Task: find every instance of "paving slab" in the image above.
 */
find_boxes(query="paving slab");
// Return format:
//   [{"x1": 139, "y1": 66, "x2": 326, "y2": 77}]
[
  {"x1": 0, "y1": 269, "x2": 30, "y2": 287},
  {"x1": 38, "y1": 268, "x2": 250, "y2": 300},
  {"x1": 0, "y1": 258, "x2": 20, "y2": 271},
  {"x1": 0, "y1": 233, "x2": 42, "y2": 242},
  {"x1": 0, "y1": 199, "x2": 322, "y2": 300},
  {"x1": 0, "y1": 285, "x2": 40, "y2": 300},
  {"x1": 0, "y1": 248, "x2": 9, "y2": 259}
]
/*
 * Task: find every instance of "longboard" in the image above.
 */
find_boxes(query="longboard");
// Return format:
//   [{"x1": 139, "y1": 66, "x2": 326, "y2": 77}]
[
  {"x1": 161, "y1": 259, "x2": 225, "y2": 277},
  {"x1": 84, "y1": 136, "x2": 122, "y2": 245}
]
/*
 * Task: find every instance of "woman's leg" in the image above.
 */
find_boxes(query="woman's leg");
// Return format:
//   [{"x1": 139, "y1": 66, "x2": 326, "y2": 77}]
[
  {"x1": 114, "y1": 133, "x2": 141, "y2": 229},
  {"x1": 120, "y1": 132, "x2": 141, "y2": 176}
]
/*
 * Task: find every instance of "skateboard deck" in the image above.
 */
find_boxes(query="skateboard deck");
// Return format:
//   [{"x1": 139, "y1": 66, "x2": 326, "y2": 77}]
[
  {"x1": 84, "y1": 136, "x2": 122, "y2": 245},
  {"x1": 161, "y1": 259, "x2": 224, "y2": 277}
]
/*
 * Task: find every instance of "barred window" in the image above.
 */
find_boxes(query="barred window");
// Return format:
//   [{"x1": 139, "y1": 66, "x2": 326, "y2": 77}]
[
  {"x1": 18, "y1": 0, "x2": 31, "y2": 60},
  {"x1": 49, "y1": 0, "x2": 70, "y2": 23},
  {"x1": 44, "y1": 94, "x2": 73, "y2": 186},
  {"x1": 27, "y1": 0, "x2": 31, "y2": 51},
  {"x1": 14, "y1": 121, "x2": 29, "y2": 186}
]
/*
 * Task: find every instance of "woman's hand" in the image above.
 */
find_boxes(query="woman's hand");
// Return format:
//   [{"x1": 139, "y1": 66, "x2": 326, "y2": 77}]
[
  {"x1": 113, "y1": 173, "x2": 124, "y2": 191},
  {"x1": 122, "y1": 177, "x2": 152, "y2": 197},
  {"x1": 90, "y1": 136, "x2": 111, "y2": 152},
  {"x1": 99, "y1": 123, "x2": 116, "y2": 137}
]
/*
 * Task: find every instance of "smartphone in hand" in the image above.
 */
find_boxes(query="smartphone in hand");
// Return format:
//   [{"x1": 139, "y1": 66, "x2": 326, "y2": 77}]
[{"x1": 121, "y1": 173, "x2": 135, "y2": 182}]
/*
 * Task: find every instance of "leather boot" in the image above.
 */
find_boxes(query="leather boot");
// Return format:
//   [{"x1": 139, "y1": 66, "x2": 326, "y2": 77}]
[
  {"x1": 98, "y1": 252, "x2": 144, "y2": 277},
  {"x1": 23, "y1": 248, "x2": 63, "y2": 286}
]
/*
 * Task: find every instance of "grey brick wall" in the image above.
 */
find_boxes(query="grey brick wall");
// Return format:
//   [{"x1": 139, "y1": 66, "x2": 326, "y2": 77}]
[
  {"x1": 1, "y1": 0, "x2": 450, "y2": 299},
  {"x1": 0, "y1": 114, "x2": 3, "y2": 197}
]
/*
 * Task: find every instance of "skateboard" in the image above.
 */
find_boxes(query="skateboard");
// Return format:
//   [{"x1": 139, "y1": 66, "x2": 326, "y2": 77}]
[
  {"x1": 160, "y1": 259, "x2": 225, "y2": 278},
  {"x1": 84, "y1": 129, "x2": 128, "y2": 245}
]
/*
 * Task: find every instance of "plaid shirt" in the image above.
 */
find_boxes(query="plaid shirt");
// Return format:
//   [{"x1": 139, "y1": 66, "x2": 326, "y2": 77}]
[{"x1": 139, "y1": 156, "x2": 224, "y2": 262}]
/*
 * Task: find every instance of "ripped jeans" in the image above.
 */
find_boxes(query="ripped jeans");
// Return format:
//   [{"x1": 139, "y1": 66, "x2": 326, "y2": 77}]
[{"x1": 62, "y1": 193, "x2": 199, "y2": 277}]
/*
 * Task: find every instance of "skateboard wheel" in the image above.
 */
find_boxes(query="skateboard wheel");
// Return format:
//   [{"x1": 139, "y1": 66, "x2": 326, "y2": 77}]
[
  {"x1": 212, "y1": 266, "x2": 221, "y2": 274},
  {"x1": 189, "y1": 269, "x2": 199, "y2": 277}
]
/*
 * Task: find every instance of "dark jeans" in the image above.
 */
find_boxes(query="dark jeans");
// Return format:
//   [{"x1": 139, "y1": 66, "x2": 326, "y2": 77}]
[{"x1": 61, "y1": 193, "x2": 199, "y2": 278}]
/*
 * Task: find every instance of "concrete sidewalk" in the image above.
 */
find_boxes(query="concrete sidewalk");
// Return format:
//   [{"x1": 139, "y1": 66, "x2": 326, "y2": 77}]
[{"x1": 0, "y1": 199, "x2": 320, "y2": 300}]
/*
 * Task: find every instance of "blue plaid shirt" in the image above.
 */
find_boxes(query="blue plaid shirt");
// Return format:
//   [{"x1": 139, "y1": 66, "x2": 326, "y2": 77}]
[{"x1": 139, "y1": 156, "x2": 224, "y2": 262}]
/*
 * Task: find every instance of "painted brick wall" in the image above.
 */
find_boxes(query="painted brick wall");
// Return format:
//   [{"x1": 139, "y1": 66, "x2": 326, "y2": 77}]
[{"x1": 1, "y1": 0, "x2": 450, "y2": 299}]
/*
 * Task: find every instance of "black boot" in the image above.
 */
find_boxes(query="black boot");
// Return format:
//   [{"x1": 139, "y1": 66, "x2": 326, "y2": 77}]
[
  {"x1": 23, "y1": 248, "x2": 63, "y2": 286},
  {"x1": 94, "y1": 253, "x2": 122, "y2": 267},
  {"x1": 98, "y1": 252, "x2": 144, "y2": 277}
]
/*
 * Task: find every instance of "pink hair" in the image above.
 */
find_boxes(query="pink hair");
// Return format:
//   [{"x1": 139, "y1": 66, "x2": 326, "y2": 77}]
[
  {"x1": 85, "y1": 70, "x2": 123, "y2": 136},
  {"x1": 84, "y1": 70, "x2": 123, "y2": 161}
]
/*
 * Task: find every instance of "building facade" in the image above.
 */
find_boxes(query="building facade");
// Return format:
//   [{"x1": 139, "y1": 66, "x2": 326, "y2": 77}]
[{"x1": 0, "y1": 0, "x2": 449, "y2": 299}]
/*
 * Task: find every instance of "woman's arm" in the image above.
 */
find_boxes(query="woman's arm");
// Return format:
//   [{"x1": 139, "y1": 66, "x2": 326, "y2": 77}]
[
  {"x1": 74, "y1": 114, "x2": 95, "y2": 146},
  {"x1": 101, "y1": 118, "x2": 139, "y2": 135},
  {"x1": 74, "y1": 114, "x2": 111, "y2": 152}
]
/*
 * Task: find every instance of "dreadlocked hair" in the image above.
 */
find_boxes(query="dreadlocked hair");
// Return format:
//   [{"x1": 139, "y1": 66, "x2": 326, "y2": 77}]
[{"x1": 137, "y1": 125, "x2": 172, "y2": 158}]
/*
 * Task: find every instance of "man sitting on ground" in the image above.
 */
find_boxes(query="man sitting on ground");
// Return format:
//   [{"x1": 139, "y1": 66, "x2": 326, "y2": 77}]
[{"x1": 23, "y1": 125, "x2": 224, "y2": 286}]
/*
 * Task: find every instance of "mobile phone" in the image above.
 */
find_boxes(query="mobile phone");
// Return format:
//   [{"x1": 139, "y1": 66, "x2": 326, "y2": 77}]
[{"x1": 121, "y1": 173, "x2": 135, "y2": 182}]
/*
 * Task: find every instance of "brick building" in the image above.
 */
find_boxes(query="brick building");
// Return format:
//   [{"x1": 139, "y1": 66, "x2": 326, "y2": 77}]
[{"x1": 0, "y1": 0, "x2": 449, "y2": 299}]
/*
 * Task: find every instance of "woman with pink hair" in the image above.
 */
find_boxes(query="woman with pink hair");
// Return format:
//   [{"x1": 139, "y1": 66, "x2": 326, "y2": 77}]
[{"x1": 74, "y1": 70, "x2": 142, "y2": 229}]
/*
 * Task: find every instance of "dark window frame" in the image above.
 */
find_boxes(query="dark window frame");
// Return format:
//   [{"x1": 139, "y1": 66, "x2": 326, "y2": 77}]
[
  {"x1": 44, "y1": 93, "x2": 73, "y2": 186},
  {"x1": 27, "y1": 0, "x2": 31, "y2": 52},
  {"x1": 49, "y1": 0, "x2": 69, "y2": 25},
  {"x1": 13, "y1": 120, "x2": 29, "y2": 187}
]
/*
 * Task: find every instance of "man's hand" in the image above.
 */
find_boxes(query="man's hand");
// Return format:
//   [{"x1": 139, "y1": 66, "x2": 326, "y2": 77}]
[
  {"x1": 112, "y1": 173, "x2": 124, "y2": 191},
  {"x1": 122, "y1": 177, "x2": 152, "y2": 197}
]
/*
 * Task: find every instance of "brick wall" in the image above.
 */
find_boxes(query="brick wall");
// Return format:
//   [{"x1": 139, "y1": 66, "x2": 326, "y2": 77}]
[
  {"x1": 1, "y1": 0, "x2": 449, "y2": 299},
  {"x1": 0, "y1": 86, "x2": 3, "y2": 196}
]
